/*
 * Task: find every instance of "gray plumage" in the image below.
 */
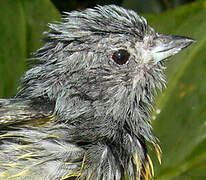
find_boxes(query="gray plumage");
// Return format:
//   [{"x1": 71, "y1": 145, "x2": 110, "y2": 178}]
[{"x1": 0, "y1": 5, "x2": 194, "y2": 180}]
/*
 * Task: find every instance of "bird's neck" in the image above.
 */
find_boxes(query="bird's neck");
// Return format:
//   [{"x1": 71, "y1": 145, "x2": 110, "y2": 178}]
[{"x1": 53, "y1": 63, "x2": 165, "y2": 147}]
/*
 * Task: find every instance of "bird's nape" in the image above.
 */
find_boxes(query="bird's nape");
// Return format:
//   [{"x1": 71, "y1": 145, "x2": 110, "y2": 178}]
[{"x1": 0, "y1": 4, "x2": 195, "y2": 180}]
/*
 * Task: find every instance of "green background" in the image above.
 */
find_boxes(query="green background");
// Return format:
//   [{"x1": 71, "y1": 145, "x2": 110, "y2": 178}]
[{"x1": 0, "y1": 0, "x2": 206, "y2": 179}]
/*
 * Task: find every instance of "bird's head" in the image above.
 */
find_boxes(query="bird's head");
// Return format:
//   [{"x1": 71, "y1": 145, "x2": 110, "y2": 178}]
[{"x1": 17, "y1": 5, "x2": 194, "y2": 142}]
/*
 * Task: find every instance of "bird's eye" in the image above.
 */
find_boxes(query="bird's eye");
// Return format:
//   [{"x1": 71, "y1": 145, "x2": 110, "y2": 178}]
[{"x1": 112, "y1": 49, "x2": 130, "y2": 65}]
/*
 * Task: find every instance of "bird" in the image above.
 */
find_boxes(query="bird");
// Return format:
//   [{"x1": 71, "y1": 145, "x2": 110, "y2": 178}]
[{"x1": 0, "y1": 5, "x2": 194, "y2": 180}]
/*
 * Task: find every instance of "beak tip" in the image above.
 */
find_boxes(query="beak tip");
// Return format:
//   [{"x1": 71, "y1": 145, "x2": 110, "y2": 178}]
[
  {"x1": 182, "y1": 37, "x2": 196, "y2": 49},
  {"x1": 186, "y1": 37, "x2": 196, "y2": 44}
]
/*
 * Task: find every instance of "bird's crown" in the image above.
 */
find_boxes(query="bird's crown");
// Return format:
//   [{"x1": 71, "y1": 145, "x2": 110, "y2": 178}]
[{"x1": 47, "y1": 5, "x2": 149, "y2": 41}]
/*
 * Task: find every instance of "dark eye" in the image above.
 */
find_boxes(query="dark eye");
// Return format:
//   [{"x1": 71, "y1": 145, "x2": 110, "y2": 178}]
[{"x1": 112, "y1": 49, "x2": 130, "y2": 65}]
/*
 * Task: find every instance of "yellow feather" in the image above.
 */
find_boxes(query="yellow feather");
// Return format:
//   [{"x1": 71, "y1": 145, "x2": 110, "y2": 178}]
[{"x1": 147, "y1": 154, "x2": 154, "y2": 177}]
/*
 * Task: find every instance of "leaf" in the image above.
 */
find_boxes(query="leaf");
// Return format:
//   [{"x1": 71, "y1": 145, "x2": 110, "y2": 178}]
[
  {"x1": 0, "y1": 0, "x2": 60, "y2": 98},
  {"x1": 145, "y1": 1, "x2": 206, "y2": 179},
  {"x1": 0, "y1": 1, "x2": 26, "y2": 97},
  {"x1": 122, "y1": 0, "x2": 163, "y2": 13}
]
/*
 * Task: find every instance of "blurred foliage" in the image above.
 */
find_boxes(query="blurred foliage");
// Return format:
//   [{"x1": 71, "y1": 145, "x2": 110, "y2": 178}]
[
  {"x1": 147, "y1": 1, "x2": 206, "y2": 179},
  {"x1": 0, "y1": 0, "x2": 206, "y2": 179},
  {"x1": 51, "y1": 0, "x2": 123, "y2": 12},
  {"x1": 51, "y1": 0, "x2": 195, "y2": 13},
  {"x1": 0, "y1": 0, "x2": 60, "y2": 97}
]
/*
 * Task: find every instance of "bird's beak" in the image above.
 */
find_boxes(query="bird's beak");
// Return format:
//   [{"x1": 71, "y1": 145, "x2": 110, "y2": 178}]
[{"x1": 151, "y1": 34, "x2": 195, "y2": 63}]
